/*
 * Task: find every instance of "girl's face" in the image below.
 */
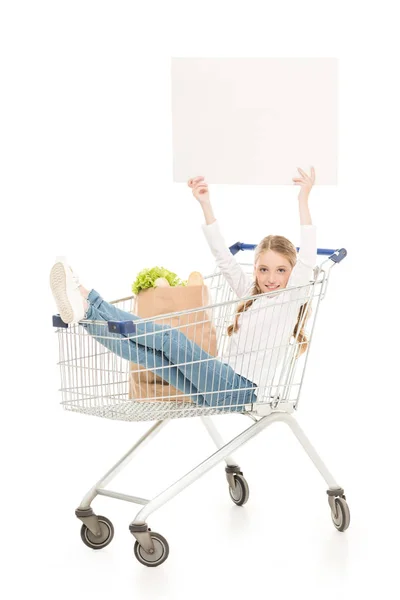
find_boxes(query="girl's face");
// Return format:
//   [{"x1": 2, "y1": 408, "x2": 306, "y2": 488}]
[{"x1": 254, "y1": 250, "x2": 293, "y2": 292}]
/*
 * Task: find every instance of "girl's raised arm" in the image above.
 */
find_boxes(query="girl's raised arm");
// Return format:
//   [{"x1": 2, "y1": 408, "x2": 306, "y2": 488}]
[
  {"x1": 188, "y1": 176, "x2": 252, "y2": 298},
  {"x1": 288, "y1": 167, "x2": 317, "y2": 287},
  {"x1": 188, "y1": 176, "x2": 216, "y2": 224},
  {"x1": 293, "y1": 166, "x2": 315, "y2": 226}
]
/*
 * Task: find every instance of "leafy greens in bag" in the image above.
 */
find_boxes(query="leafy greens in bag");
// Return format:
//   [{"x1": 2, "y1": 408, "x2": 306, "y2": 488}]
[{"x1": 132, "y1": 267, "x2": 187, "y2": 295}]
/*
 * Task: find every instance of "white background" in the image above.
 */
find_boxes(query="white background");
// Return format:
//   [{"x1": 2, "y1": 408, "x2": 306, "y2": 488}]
[{"x1": 1, "y1": 1, "x2": 399, "y2": 599}]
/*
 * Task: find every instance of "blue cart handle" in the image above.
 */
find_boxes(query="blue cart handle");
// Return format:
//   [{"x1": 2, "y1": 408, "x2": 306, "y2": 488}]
[{"x1": 229, "y1": 242, "x2": 347, "y2": 263}]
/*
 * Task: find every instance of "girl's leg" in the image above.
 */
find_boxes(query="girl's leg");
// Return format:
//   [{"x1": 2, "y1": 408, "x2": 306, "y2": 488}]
[
  {"x1": 84, "y1": 289, "x2": 156, "y2": 324},
  {"x1": 133, "y1": 321, "x2": 257, "y2": 412},
  {"x1": 82, "y1": 289, "x2": 205, "y2": 404},
  {"x1": 82, "y1": 289, "x2": 255, "y2": 411}
]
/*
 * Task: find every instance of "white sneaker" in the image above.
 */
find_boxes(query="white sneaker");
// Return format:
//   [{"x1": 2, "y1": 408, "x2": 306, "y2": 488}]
[{"x1": 50, "y1": 259, "x2": 86, "y2": 324}]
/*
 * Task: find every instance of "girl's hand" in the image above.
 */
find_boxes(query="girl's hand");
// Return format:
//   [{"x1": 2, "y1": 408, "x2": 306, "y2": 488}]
[
  {"x1": 188, "y1": 175, "x2": 210, "y2": 204},
  {"x1": 292, "y1": 166, "x2": 315, "y2": 197}
]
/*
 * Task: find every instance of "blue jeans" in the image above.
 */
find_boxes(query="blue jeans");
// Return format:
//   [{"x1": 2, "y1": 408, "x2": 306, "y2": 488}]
[{"x1": 82, "y1": 289, "x2": 257, "y2": 412}]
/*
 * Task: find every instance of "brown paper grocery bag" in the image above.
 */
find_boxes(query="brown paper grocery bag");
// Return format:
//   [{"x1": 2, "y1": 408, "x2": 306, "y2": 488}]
[{"x1": 129, "y1": 284, "x2": 217, "y2": 402}]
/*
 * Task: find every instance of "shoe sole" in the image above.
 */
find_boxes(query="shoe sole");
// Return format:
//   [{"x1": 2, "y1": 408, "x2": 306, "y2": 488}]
[{"x1": 50, "y1": 262, "x2": 74, "y2": 324}]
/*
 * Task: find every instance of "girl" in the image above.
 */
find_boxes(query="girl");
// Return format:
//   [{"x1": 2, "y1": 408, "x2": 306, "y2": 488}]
[
  {"x1": 188, "y1": 168, "x2": 316, "y2": 406},
  {"x1": 50, "y1": 166, "x2": 316, "y2": 412}
]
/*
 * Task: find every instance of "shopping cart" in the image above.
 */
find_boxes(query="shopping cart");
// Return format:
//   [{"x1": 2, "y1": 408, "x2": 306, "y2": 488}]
[{"x1": 52, "y1": 242, "x2": 349, "y2": 567}]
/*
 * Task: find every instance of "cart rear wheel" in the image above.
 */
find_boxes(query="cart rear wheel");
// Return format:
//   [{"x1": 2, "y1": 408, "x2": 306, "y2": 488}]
[
  {"x1": 80, "y1": 515, "x2": 114, "y2": 549},
  {"x1": 330, "y1": 497, "x2": 350, "y2": 532},
  {"x1": 229, "y1": 474, "x2": 250, "y2": 506},
  {"x1": 134, "y1": 532, "x2": 169, "y2": 567}
]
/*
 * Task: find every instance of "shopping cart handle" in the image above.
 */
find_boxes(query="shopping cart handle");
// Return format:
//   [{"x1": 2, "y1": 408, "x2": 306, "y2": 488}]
[
  {"x1": 52, "y1": 314, "x2": 68, "y2": 328},
  {"x1": 229, "y1": 242, "x2": 344, "y2": 259},
  {"x1": 51, "y1": 316, "x2": 138, "y2": 334},
  {"x1": 229, "y1": 242, "x2": 256, "y2": 255},
  {"x1": 328, "y1": 248, "x2": 347, "y2": 263},
  {"x1": 108, "y1": 320, "x2": 136, "y2": 334}
]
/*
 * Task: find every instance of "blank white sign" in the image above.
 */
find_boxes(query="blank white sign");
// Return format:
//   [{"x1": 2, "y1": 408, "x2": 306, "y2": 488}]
[{"x1": 171, "y1": 57, "x2": 337, "y2": 185}]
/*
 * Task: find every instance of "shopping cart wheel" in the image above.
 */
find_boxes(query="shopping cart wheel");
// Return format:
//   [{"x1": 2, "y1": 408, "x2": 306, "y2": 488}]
[
  {"x1": 134, "y1": 532, "x2": 170, "y2": 567},
  {"x1": 330, "y1": 496, "x2": 350, "y2": 532},
  {"x1": 80, "y1": 515, "x2": 114, "y2": 550},
  {"x1": 229, "y1": 474, "x2": 250, "y2": 506}
]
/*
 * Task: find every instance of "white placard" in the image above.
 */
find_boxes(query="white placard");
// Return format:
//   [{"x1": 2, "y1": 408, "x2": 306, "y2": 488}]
[{"x1": 171, "y1": 57, "x2": 337, "y2": 185}]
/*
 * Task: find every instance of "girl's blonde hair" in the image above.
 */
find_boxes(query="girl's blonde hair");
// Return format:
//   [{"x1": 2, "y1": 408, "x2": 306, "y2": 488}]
[{"x1": 227, "y1": 235, "x2": 311, "y2": 358}]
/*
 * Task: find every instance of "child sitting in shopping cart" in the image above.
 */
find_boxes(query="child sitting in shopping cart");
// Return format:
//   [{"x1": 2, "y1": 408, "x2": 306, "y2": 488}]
[{"x1": 50, "y1": 167, "x2": 316, "y2": 412}]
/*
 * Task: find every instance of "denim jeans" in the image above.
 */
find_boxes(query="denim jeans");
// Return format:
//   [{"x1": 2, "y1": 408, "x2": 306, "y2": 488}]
[{"x1": 82, "y1": 289, "x2": 257, "y2": 412}]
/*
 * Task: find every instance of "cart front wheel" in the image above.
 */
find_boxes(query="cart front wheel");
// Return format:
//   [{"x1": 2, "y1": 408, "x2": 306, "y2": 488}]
[
  {"x1": 80, "y1": 515, "x2": 114, "y2": 549},
  {"x1": 330, "y1": 497, "x2": 350, "y2": 532},
  {"x1": 229, "y1": 474, "x2": 250, "y2": 506},
  {"x1": 134, "y1": 532, "x2": 169, "y2": 567}
]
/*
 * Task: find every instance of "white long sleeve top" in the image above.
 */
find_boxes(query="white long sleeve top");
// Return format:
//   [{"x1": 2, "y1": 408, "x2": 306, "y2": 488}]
[{"x1": 201, "y1": 220, "x2": 317, "y2": 396}]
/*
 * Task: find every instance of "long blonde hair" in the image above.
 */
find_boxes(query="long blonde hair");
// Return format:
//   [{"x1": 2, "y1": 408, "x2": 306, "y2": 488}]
[{"x1": 227, "y1": 235, "x2": 311, "y2": 358}]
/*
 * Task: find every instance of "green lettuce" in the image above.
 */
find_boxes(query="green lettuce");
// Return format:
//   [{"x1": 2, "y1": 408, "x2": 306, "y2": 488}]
[{"x1": 132, "y1": 266, "x2": 188, "y2": 295}]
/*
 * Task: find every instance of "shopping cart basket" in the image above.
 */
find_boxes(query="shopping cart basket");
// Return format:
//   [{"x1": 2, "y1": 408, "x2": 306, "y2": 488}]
[{"x1": 52, "y1": 243, "x2": 348, "y2": 567}]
